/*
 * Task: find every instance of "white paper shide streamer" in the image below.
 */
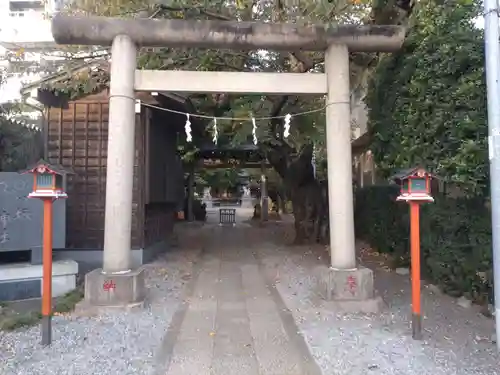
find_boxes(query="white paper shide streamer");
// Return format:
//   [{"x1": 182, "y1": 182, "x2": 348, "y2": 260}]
[
  {"x1": 312, "y1": 143, "x2": 317, "y2": 178},
  {"x1": 283, "y1": 113, "x2": 291, "y2": 138},
  {"x1": 252, "y1": 117, "x2": 258, "y2": 145},
  {"x1": 212, "y1": 117, "x2": 218, "y2": 144},
  {"x1": 185, "y1": 113, "x2": 192, "y2": 142}
]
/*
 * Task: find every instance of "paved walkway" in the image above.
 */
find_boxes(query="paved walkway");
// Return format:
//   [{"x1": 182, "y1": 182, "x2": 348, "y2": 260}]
[{"x1": 157, "y1": 224, "x2": 322, "y2": 375}]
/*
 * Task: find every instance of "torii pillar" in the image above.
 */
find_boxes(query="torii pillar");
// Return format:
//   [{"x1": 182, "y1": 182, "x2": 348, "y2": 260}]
[
  {"x1": 84, "y1": 35, "x2": 146, "y2": 309},
  {"x1": 322, "y1": 44, "x2": 383, "y2": 312},
  {"x1": 51, "y1": 15, "x2": 404, "y2": 311}
]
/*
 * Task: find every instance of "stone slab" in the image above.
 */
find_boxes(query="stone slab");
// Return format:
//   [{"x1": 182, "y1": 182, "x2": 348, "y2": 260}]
[
  {"x1": 316, "y1": 266, "x2": 383, "y2": 312},
  {"x1": 30, "y1": 246, "x2": 43, "y2": 265},
  {"x1": 212, "y1": 262, "x2": 259, "y2": 375},
  {"x1": 53, "y1": 247, "x2": 162, "y2": 272},
  {"x1": 331, "y1": 296, "x2": 384, "y2": 313},
  {"x1": 83, "y1": 267, "x2": 146, "y2": 307},
  {"x1": 242, "y1": 264, "x2": 304, "y2": 375},
  {"x1": 0, "y1": 260, "x2": 78, "y2": 281},
  {"x1": 0, "y1": 260, "x2": 78, "y2": 301},
  {"x1": 73, "y1": 300, "x2": 145, "y2": 317},
  {"x1": 0, "y1": 279, "x2": 41, "y2": 301},
  {"x1": 0, "y1": 172, "x2": 66, "y2": 252}
]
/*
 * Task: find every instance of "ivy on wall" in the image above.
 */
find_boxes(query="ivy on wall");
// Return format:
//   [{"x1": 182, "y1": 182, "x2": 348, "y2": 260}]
[
  {"x1": 366, "y1": 0, "x2": 488, "y2": 197},
  {"x1": 360, "y1": 0, "x2": 494, "y2": 304}
]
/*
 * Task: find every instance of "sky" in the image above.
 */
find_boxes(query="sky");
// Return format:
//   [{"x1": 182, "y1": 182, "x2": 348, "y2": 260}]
[{"x1": 476, "y1": 16, "x2": 484, "y2": 28}]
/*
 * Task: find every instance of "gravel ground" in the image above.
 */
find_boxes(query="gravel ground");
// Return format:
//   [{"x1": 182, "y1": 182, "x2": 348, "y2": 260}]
[
  {"x1": 254, "y1": 227, "x2": 500, "y2": 375},
  {"x1": 0, "y1": 245, "x2": 200, "y2": 375},
  {"x1": 3, "y1": 218, "x2": 499, "y2": 375}
]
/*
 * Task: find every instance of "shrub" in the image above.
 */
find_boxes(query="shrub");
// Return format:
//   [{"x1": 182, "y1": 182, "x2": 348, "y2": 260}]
[
  {"x1": 366, "y1": 0, "x2": 487, "y2": 197},
  {"x1": 355, "y1": 185, "x2": 493, "y2": 303}
]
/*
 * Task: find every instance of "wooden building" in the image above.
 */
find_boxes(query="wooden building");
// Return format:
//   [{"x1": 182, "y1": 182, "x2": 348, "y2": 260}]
[
  {"x1": 22, "y1": 65, "x2": 201, "y2": 268},
  {"x1": 352, "y1": 131, "x2": 379, "y2": 188}
]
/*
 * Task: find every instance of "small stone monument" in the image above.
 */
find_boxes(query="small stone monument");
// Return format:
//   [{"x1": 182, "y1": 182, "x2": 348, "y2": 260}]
[
  {"x1": 241, "y1": 186, "x2": 254, "y2": 208},
  {"x1": 202, "y1": 187, "x2": 213, "y2": 208}
]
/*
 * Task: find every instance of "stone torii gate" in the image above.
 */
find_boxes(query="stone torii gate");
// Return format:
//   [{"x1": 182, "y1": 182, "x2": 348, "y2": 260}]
[{"x1": 51, "y1": 15, "x2": 405, "y2": 311}]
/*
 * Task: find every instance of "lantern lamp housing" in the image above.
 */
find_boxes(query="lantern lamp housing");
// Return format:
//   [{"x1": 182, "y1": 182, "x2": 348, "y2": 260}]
[
  {"x1": 21, "y1": 160, "x2": 73, "y2": 199},
  {"x1": 391, "y1": 167, "x2": 435, "y2": 203}
]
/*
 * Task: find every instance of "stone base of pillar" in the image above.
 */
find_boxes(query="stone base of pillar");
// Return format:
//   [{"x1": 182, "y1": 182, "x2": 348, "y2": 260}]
[
  {"x1": 315, "y1": 266, "x2": 383, "y2": 313},
  {"x1": 75, "y1": 268, "x2": 146, "y2": 314}
]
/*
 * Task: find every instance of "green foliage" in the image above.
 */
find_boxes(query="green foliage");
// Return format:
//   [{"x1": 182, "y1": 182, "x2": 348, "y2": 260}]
[
  {"x1": 0, "y1": 286, "x2": 84, "y2": 331},
  {"x1": 40, "y1": 66, "x2": 109, "y2": 100},
  {"x1": 366, "y1": 0, "x2": 487, "y2": 197},
  {"x1": 0, "y1": 310, "x2": 41, "y2": 331},
  {"x1": 354, "y1": 185, "x2": 408, "y2": 255},
  {"x1": 195, "y1": 168, "x2": 246, "y2": 192},
  {"x1": 0, "y1": 104, "x2": 43, "y2": 171},
  {"x1": 52, "y1": 0, "x2": 406, "y2": 154},
  {"x1": 355, "y1": 185, "x2": 493, "y2": 303},
  {"x1": 53, "y1": 286, "x2": 85, "y2": 313}
]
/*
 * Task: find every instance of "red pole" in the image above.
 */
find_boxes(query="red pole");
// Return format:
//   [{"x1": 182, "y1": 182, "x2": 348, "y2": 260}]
[
  {"x1": 41, "y1": 197, "x2": 53, "y2": 346},
  {"x1": 410, "y1": 201, "x2": 422, "y2": 339}
]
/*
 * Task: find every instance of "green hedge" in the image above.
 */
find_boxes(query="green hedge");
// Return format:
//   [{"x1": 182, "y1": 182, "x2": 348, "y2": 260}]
[{"x1": 354, "y1": 185, "x2": 493, "y2": 303}]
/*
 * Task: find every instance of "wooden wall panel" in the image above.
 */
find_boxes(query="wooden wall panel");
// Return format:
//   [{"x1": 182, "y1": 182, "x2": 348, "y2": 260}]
[
  {"x1": 46, "y1": 100, "x2": 144, "y2": 249},
  {"x1": 146, "y1": 109, "x2": 184, "y2": 205}
]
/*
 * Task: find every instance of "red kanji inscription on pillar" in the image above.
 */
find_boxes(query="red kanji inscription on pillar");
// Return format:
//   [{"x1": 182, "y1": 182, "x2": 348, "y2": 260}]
[
  {"x1": 103, "y1": 280, "x2": 116, "y2": 291},
  {"x1": 346, "y1": 275, "x2": 357, "y2": 296}
]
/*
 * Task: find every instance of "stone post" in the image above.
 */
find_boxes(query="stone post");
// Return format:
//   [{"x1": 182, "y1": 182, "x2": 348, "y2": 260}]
[
  {"x1": 187, "y1": 166, "x2": 195, "y2": 222},
  {"x1": 319, "y1": 43, "x2": 382, "y2": 312},
  {"x1": 202, "y1": 187, "x2": 212, "y2": 208},
  {"x1": 80, "y1": 35, "x2": 146, "y2": 311},
  {"x1": 241, "y1": 186, "x2": 253, "y2": 208},
  {"x1": 260, "y1": 161, "x2": 268, "y2": 222}
]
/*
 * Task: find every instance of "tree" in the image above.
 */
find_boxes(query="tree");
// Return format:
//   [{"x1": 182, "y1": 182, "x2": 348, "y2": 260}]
[
  {"x1": 48, "y1": 0, "x2": 414, "y2": 243},
  {"x1": 0, "y1": 101, "x2": 43, "y2": 171},
  {"x1": 366, "y1": 0, "x2": 486, "y2": 197},
  {"x1": 195, "y1": 168, "x2": 247, "y2": 196}
]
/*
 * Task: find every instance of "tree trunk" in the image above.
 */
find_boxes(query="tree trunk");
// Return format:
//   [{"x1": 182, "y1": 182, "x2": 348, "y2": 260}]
[
  {"x1": 281, "y1": 188, "x2": 288, "y2": 214},
  {"x1": 266, "y1": 141, "x2": 329, "y2": 244}
]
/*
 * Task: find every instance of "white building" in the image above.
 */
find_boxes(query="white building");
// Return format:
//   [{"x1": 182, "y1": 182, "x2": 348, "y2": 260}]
[
  {"x1": 0, "y1": 0, "x2": 62, "y2": 103},
  {"x1": 0, "y1": 0, "x2": 60, "y2": 49}
]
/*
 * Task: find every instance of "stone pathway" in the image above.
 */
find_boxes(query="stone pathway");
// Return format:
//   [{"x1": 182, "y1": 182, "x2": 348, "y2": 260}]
[
  {"x1": 180, "y1": 211, "x2": 500, "y2": 375},
  {"x1": 157, "y1": 224, "x2": 322, "y2": 375}
]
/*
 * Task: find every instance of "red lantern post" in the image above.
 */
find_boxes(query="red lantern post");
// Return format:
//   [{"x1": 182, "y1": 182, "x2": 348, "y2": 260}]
[
  {"x1": 392, "y1": 167, "x2": 435, "y2": 340},
  {"x1": 22, "y1": 160, "x2": 72, "y2": 346},
  {"x1": 409, "y1": 200, "x2": 421, "y2": 337}
]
